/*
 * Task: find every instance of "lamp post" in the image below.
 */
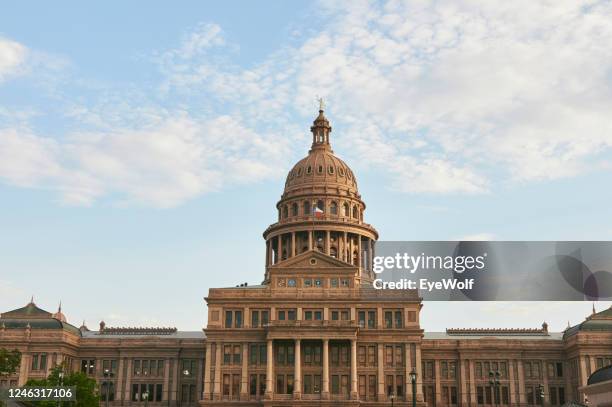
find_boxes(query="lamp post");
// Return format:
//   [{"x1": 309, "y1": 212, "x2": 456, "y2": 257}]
[
  {"x1": 103, "y1": 368, "x2": 114, "y2": 407},
  {"x1": 58, "y1": 371, "x2": 64, "y2": 407},
  {"x1": 410, "y1": 370, "x2": 417, "y2": 407},
  {"x1": 488, "y1": 370, "x2": 500, "y2": 407}
]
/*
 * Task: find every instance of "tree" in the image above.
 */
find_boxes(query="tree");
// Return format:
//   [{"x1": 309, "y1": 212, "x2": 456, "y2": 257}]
[
  {"x1": 0, "y1": 348, "x2": 22, "y2": 407},
  {"x1": 25, "y1": 364, "x2": 99, "y2": 407},
  {"x1": 0, "y1": 348, "x2": 21, "y2": 376}
]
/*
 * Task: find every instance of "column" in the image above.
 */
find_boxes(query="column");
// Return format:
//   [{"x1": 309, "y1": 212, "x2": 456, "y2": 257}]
[
  {"x1": 124, "y1": 359, "x2": 133, "y2": 401},
  {"x1": 434, "y1": 359, "x2": 441, "y2": 403},
  {"x1": 459, "y1": 358, "x2": 467, "y2": 406},
  {"x1": 405, "y1": 344, "x2": 413, "y2": 400},
  {"x1": 509, "y1": 359, "x2": 516, "y2": 405},
  {"x1": 564, "y1": 360, "x2": 573, "y2": 402},
  {"x1": 517, "y1": 360, "x2": 526, "y2": 405},
  {"x1": 351, "y1": 339, "x2": 358, "y2": 399},
  {"x1": 18, "y1": 354, "x2": 30, "y2": 386},
  {"x1": 579, "y1": 356, "x2": 588, "y2": 400},
  {"x1": 266, "y1": 241, "x2": 270, "y2": 266},
  {"x1": 358, "y1": 237, "x2": 362, "y2": 270},
  {"x1": 276, "y1": 235, "x2": 282, "y2": 263},
  {"x1": 171, "y1": 358, "x2": 179, "y2": 402},
  {"x1": 349, "y1": 235, "x2": 354, "y2": 264},
  {"x1": 116, "y1": 357, "x2": 125, "y2": 402},
  {"x1": 415, "y1": 345, "x2": 423, "y2": 400},
  {"x1": 265, "y1": 340, "x2": 274, "y2": 399},
  {"x1": 196, "y1": 358, "x2": 204, "y2": 401},
  {"x1": 294, "y1": 339, "x2": 301, "y2": 399},
  {"x1": 203, "y1": 343, "x2": 212, "y2": 399},
  {"x1": 343, "y1": 231, "x2": 348, "y2": 261},
  {"x1": 214, "y1": 343, "x2": 222, "y2": 400},
  {"x1": 291, "y1": 232, "x2": 296, "y2": 257},
  {"x1": 240, "y1": 343, "x2": 248, "y2": 400},
  {"x1": 469, "y1": 360, "x2": 476, "y2": 405},
  {"x1": 377, "y1": 344, "x2": 385, "y2": 401},
  {"x1": 322, "y1": 339, "x2": 330, "y2": 399},
  {"x1": 541, "y1": 360, "x2": 549, "y2": 404},
  {"x1": 309, "y1": 230, "x2": 313, "y2": 251},
  {"x1": 326, "y1": 230, "x2": 331, "y2": 255}
]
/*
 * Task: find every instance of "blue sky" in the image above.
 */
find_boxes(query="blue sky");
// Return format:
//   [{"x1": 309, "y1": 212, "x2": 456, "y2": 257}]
[{"x1": 1, "y1": 1, "x2": 611, "y2": 331}]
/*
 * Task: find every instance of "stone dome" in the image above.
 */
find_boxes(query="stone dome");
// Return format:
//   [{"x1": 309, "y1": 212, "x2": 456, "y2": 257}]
[
  {"x1": 284, "y1": 150, "x2": 358, "y2": 194},
  {"x1": 282, "y1": 109, "x2": 359, "y2": 198}
]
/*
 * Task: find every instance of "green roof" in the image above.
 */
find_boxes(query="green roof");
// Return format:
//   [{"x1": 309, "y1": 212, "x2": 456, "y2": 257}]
[
  {"x1": 0, "y1": 302, "x2": 52, "y2": 319},
  {"x1": 563, "y1": 306, "x2": 612, "y2": 339}
]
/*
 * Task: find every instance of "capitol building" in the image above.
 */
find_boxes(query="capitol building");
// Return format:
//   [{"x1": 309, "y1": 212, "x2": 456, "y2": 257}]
[{"x1": 1, "y1": 109, "x2": 611, "y2": 407}]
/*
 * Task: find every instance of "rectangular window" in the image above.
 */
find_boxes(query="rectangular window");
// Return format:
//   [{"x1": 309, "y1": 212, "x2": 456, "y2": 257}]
[
  {"x1": 278, "y1": 310, "x2": 285, "y2": 320},
  {"x1": 235, "y1": 311, "x2": 242, "y2": 328},
  {"x1": 305, "y1": 311, "x2": 312, "y2": 320},
  {"x1": 233, "y1": 345, "x2": 241, "y2": 364},
  {"x1": 386, "y1": 375, "x2": 393, "y2": 396},
  {"x1": 358, "y1": 346, "x2": 366, "y2": 366},
  {"x1": 132, "y1": 384, "x2": 139, "y2": 401},
  {"x1": 368, "y1": 345, "x2": 376, "y2": 366},
  {"x1": 223, "y1": 374, "x2": 230, "y2": 396},
  {"x1": 276, "y1": 375, "x2": 285, "y2": 394},
  {"x1": 225, "y1": 311, "x2": 233, "y2": 328},
  {"x1": 331, "y1": 375, "x2": 339, "y2": 394},
  {"x1": 31, "y1": 355, "x2": 39, "y2": 371},
  {"x1": 251, "y1": 310, "x2": 259, "y2": 327},
  {"x1": 396, "y1": 375, "x2": 403, "y2": 396},
  {"x1": 385, "y1": 346, "x2": 393, "y2": 366},
  {"x1": 341, "y1": 375, "x2": 349, "y2": 396},
  {"x1": 39, "y1": 354, "x2": 47, "y2": 371},
  {"x1": 304, "y1": 375, "x2": 312, "y2": 394},
  {"x1": 358, "y1": 311, "x2": 366, "y2": 327},
  {"x1": 395, "y1": 311, "x2": 403, "y2": 327},
  {"x1": 249, "y1": 375, "x2": 257, "y2": 396},
  {"x1": 477, "y1": 387, "x2": 484, "y2": 404},
  {"x1": 259, "y1": 374, "x2": 266, "y2": 396},
  {"x1": 556, "y1": 362, "x2": 563, "y2": 377},
  {"x1": 385, "y1": 311, "x2": 393, "y2": 328},
  {"x1": 155, "y1": 384, "x2": 162, "y2": 402},
  {"x1": 250, "y1": 344, "x2": 258, "y2": 365},
  {"x1": 232, "y1": 374, "x2": 240, "y2": 398},
  {"x1": 332, "y1": 311, "x2": 339, "y2": 320},
  {"x1": 368, "y1": 375, "x2": 376, "y2": 399},
  {"x1": 359, "y1": 375, "x2": 366, "y2": 398},
  {"x1": 368, "y1": 311, "x2": 376, "y2": 328},
  {"x1": 314, "y1": 311, "x2": 322, "y2": 320},
  {"x1": 262, "y1": 310, "x2": 269, "y2": 324},
  {"x1": 224, "y1": 345, "x2": 231, "y2": 364},
  {"x1": 287, "y1": 310, "x2": 296, "y2": 320}
]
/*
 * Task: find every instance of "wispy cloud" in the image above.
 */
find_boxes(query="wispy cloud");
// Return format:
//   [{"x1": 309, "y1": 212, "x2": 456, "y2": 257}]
[
  {"x1": 2, "y1": 1, "x2": 612, "y2": 206},
  {"x1": 0, "y1": 36, "x2": 28, "y2": 82}
]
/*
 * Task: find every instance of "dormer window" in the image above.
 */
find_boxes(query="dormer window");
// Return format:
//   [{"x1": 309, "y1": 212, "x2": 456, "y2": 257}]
[
  {"x1": 306, "y1": 166, "x2": 312, "y2": 175},
  {"x1": 318, "y1": 165, "x2": 323, "y2": 174}
]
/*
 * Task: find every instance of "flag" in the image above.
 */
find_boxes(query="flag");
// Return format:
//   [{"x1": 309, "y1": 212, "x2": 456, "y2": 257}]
[{"x1": 313, "y1": 206, "x2": 324, "y2": 218}]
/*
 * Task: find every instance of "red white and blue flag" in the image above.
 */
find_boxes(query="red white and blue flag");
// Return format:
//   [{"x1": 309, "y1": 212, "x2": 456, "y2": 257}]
[{"x1": 313, "y1": 206, "x2": 324, "y2": 218}]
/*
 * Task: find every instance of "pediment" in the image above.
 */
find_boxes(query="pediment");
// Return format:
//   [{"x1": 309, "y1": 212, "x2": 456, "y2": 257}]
[{"x1": 271, "y1": 250, "x2": 355, "y2": 270}]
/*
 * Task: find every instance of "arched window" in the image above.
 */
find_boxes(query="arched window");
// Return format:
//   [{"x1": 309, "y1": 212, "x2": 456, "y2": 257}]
[
  {"x1": 283, "y1": 205, "x2": 288, "y2": 219},
  {"x1": 330, "y1": 247, "x2": 338, "y2": 258},
  {"x1": 304, "y1": 201, "x2": 311, "y2": 216},
  {"x1": 328, "y1": 165, "x2": 335, "y2": 174},
  {"x1": 306, "y1": 166, "x2": 312, "y2": 174},
  {"x1": 352, "y1": 206, "x2": 358, "y2": 218},
  {"x1": 352, "y1": 251, "x2": 358, "y2": 265},
  {"x1": 297, "y1": 167, "x2": 303, "y2": 176},
  {"x1": 330, "y1": 201, "x2": 338, "y2": 215},
  {"x1": 343, "y1": 202, "x2": 349, "y2": 217},
  {"x1": 292, "y1": 203, "x2": 298, "y2": 217},
  {"x1": 318, "y1": 165, "x2": 323, "y2": 174},
  {"x1": 317, "y1": 200, "x2": 325, "y2": 212}
]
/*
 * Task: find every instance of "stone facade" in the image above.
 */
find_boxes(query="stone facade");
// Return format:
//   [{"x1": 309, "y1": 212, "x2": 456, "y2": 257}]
[{"x1": 1, "y1": 109, "x2": 611, "y2": 407}]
